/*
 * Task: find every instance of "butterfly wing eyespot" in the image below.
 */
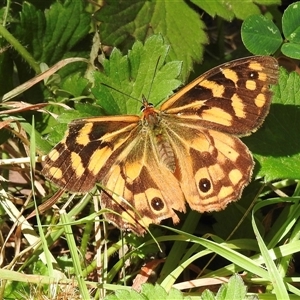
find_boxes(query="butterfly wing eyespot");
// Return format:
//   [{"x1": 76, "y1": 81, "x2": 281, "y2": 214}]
[
  {"x1": 198, "y1": 178, "x2": 211, "y2": 193},
  {"x1": 42, "y1": 56, "x2": 279, "y2": 235}
]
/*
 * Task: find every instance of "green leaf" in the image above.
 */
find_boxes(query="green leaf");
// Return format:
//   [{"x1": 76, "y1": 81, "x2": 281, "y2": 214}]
[
  {"x1": 142, "y1": 284, "x2": 168, "y2": 299},
  {"x1": 104, "y1": 283, "x2": 189, "y2": 300},
  {"x1": 45, "y1": 109, "x2": 94, "y2": 145},
  {"x1": 282, "y1": 1, "x2": 300, "y2": 43},
  {"x1": 281, "y1": 43, "x2": 300, "y2": 59},
  {"x1": 10, "y1": 0, "x2": 90, "y2": 104},
  {"x1": 96, "y1": 0, "x2": 207, "y2": 80},
  {"x1": 241, "y1": 15, "x2": 282, "y2": 55},
  {"x1": 15, "y1": 0, "x2": 90, "y2": 64},
  {"x1": 281, "y1": 1, "x2": 300, "y2": 59},
  {"x1": 200, "y1": 274, "x2": 248, "y2": 300},
  {"x1": 201, "y1": 289, "x2": 216, "y2": 300},
  {"x1": 244, "y1": 68, "x2": 300, "y2": 181},
  {"x1": 191, "y1": 0, "x2": 265, "y2": 21},
  {"x1": 142, "y1": 283, "x2": 188, "y2": 300},
  {"x1": 92, "y1": 35, "x2": 182, "y2": 115},
  {"x1": 191, "y1": 0, "x2": 234, "y2": 20},
  {"x1": 14, "y1": 2, "x2": 46, "y2": 61},
  {"x1": 61, "y1": 73, "x2": 91, "y2": 98},
  {"x1": 218, "y1": 274, "x2": 247, "y2": 300}
]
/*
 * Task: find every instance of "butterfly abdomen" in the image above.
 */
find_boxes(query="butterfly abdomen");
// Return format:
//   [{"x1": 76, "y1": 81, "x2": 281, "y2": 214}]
[{"x1": 155, "y1": 132, "x2": 176, "y2": 172}]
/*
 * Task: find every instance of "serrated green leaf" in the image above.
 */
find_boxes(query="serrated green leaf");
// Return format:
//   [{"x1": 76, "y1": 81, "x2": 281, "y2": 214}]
[
  {"x1": 200, "y1": 274, "x2": 247, "y2": 300},
  {"x1": 61, "y1": 73, "x2": 90, "y2": 98},
  {"x1": 244, "y1": 68, "x2": 300, "y2": 181},
  {"x1": 14, "y1": 2, "x2": 46, "y2": 60},
  {"x1": 222, "y1": 274, "x2": 247, "y2": 300},
  {"x1": 191, "y1": 0, "x2": 234, "y2": 20},
  {"x1": 241, "y1": 15, "x2": 282, "y2": 55},
  {"x1": 92, "y1": 35, "x2": 182, "y2": 115},
  {"x1": 96, "y1": 0, "x2": 207, "y2": 80},
  {"x1": 142, "y1": 283, "x2": 168, "y2": 299},
  {"x1": 200, "y1": 289, "x2": 216, "y2": 300},
  {"x1": 43, "y1": 0, "x2": 90, "y2": 62},
  {"x1": 105, "y1": 289, "x2": 145, "y2": 300},
  {"x1": 282, "y1": 1, "x2": 300, "y2": 43},
  {"x1": 216, "y1": 284, "x2": 227, "y2": 300},
  {"x1": 10, "y1": 1, "x2": 90, "y2": 104},
  {"x1": 191, "y1": 0, "x2": 264, "y2": 21},
  {"x1": 167, "y1": 287, "x2": 187, "y2": 300},
  {"x1": 15, "y1": 0, "x2": 90, "y2": 64},
  {"x1": 142, "y1": 283, "x2": 187, "y2": 300},
  {"x1": 104, "y1": 284, "x2": 186, "y2": 300}
]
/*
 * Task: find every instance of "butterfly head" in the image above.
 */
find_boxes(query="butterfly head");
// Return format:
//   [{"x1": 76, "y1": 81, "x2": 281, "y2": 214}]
[{"x1": 140, "y1": 95, "x2": 161, "y2": 128}]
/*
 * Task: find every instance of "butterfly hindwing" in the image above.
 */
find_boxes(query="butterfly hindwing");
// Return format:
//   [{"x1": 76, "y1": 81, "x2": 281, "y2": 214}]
[{"x1": 162, "y1": 116, "x2": 254, "y2": 211}]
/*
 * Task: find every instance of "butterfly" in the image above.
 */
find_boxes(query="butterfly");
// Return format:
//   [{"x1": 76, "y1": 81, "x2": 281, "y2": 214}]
[{"x1": 42, "y1": 56, "x2": 279, "y2": 235}]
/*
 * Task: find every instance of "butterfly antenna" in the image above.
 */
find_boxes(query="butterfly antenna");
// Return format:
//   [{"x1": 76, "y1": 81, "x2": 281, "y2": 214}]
[
  {"x1": 146, "y1": 55, "x2": 161, "y2": 101},
  {"x1": 100, "y1": 82, "x2": 142, "y2": 104}
]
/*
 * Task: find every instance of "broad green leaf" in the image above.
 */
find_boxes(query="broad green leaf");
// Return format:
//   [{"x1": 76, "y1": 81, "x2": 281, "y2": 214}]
[
  {"x1": 241, "y1": 15, "x2": 282, "y2": 55},
  {"x1": 96, "y1": 0, "x2": 207, "y2": 81},
  {"x1": 244, "y1": 68, "x2": 300, "y2": 180},
  {"x1": 281, "y1": 1, "x2": 300, "y2": 58},
  {"x1": 281, "y1": 42, "x2": 300, "y2": 59},
  {"x1": 282, "y1": 1, "x2": 300, "y2": 43}
]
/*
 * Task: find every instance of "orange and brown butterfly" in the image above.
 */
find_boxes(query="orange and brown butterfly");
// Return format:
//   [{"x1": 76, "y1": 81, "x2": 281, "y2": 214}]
[{"x1": 42, "y1": 55, "x2": 279, "y2": 235}]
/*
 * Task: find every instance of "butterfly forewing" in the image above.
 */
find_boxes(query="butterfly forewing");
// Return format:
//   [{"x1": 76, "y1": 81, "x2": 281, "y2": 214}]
[
  {"x1": 43, "y1": 115, "x2": 140, "y2": 192},
  {"x1": 161, "y1": 56, "x2": 279, "y2": 135}
]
